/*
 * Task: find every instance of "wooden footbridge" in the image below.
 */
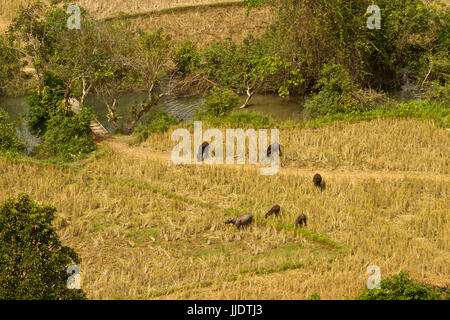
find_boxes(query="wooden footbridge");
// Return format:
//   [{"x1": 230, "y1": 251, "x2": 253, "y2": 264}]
[{"x1": 69, "y1": 98, "x2": 110, "y2": 138}]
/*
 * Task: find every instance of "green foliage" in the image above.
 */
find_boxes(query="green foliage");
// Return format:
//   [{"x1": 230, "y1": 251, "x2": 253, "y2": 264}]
[
  {"x1": 304, "y1": 63, "x2": 359, "y2": 117},
  {"x1": 26, "y1": 73, "x2": 65, "y2": 137},
  {"x1": 172, "y1": 40, "x2": 201, "y2": 74},
  {"x1": 306, "y1": 99, "x2": 449, "y2": 129},
  {"x1": 8, "y1": 2, "x2": 71, "y2": 77},
  {"x1": 203, "y1": 39, "x2": 249, "y2": 90},
  {"x1": 424, "y1": 78, "x2": 450, "y2": 105},
  {"x1": 0, "y1": 107, "x2": 26, "y2": 155},
  {"x1": 134, "y1": 112, "x2": 180, "y2": 142},
  {"x1": 0, "y1": 34, "x2": 25, "y2": 96},
  {"x1": 244, "y1": 0, "x2": 450, "y2": 91},
  {"x1": 0, "y1": 194, "x2": 87, "y2": 300},
  {"x1": 309, "y1": 293, "x2": 321, "y2": 300},
  {"x1": 358, "y1": 271, "x2": 445, "y2": 300},
  {"x1": 202, "y1": 36, "x2": 295, "y2": 99},
  {"x1": 202, "y1": 87, "x2": 240, "y2": 117},
  {"x1": 304, "y1": 63, "x2": 390, "y2": 117},
  {"x1": 24, "y1": 71, "x2": 96, "y2": 162},
  {"x1": 199, "y1": 110, "x2": 278, "y2": 129},
  {"x1": 38, "y1": 107, "x2": 96, "y2": 162},
  {"x1": 203, "y1": 37, "x2": 267, "y2": 90}
]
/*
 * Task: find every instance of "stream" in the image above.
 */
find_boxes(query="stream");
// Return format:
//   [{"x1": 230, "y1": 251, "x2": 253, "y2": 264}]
[{"x1": 0, "y1": 93, "x2": 304, "y2": 152}]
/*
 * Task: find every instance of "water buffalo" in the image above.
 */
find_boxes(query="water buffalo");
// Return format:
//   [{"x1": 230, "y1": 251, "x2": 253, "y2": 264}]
[
  {"x1": 267, "y1": 143, "x2": 282, "y2": 157},
  {"x1": 197, "y1": 141, "x2": 210, "y2": 162},
  {"x1": 295, "y1": 214, "x2": 307, "y2": 227},
  {"x1": 313, "y1": 173, "x2": 325, "y2": 190},
  {"x1": 225, "y1": 214, "x2": 253, "y2": 229},
  {"x1": 265, "y1": 204, "x2": 281, "y2": 218}
]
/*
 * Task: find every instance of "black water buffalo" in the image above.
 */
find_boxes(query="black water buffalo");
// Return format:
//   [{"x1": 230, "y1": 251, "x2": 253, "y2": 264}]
[
  {"x1": 295, "y1": 214, "x2": 307, "y2": 227},
  {"x1": 197, "y1": 141, "x2": 210, "y2": 162},
  {"x1": 266, "y1": 143, "x2": 282, "y2": 157}
]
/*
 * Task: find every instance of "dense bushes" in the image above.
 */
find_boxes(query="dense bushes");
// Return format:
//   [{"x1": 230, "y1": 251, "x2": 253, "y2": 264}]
[
  {"x1": 304, "y1": 64, "x2": 358, "y2": 117},
  {"x1": 425, "y1": 78, "x2": 450, "y2": 105},
  {"x1": 172, "y1": 40, "x2": 201, "y2": 74},
  {"x1": 358, "y1": 271, "x2": 446, "y2": 300},
  {"x1": 247, "y1": 0, "x2": 449, "y2": 91},
  {"x1": 25, "y1": 73, "x2": 96, "y2": 161},
  {"x1": 304, "y1": 63, "x2": 388, "y2": 117},
  {"x1": 26, "y1": 72, "x2": 65, "y2": 137},
  {"x1": 0, "y1": 194, "x2": 87, "y2": 300},
  {"x1": 0, "y1": 107, "x2": 26, "y2": 155},
  {"x1": 202, "y1": 87, "x2": 240, "y2": 117},
  {"x1": 134, "y1": 111, "x2": 180, "y2": 142},
  {"x1": 38, "y1": 107, "x2": 96, "y2": 161}
]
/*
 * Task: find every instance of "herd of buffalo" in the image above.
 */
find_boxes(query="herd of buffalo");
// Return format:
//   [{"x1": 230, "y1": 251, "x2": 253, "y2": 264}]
[
  {"x1": 224, "y1": 172, "x2": 323, "y2": 230},
  {"x1": 196, "y1": 141, "x2": 324, "y2": 230},
  {"x1": 200, "y1": 141, "x2": 325, "y2": 230}
]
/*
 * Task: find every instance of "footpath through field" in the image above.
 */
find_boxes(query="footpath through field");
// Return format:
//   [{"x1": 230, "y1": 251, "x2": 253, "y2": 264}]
[{"x1": 103, "y1": 137, "x2": 450, "y2": 182}]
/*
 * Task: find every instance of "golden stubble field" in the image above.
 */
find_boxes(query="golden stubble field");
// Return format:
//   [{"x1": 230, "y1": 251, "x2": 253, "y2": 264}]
[
  {"x1": 0, "y1": 0, "x2": 273, "y2": 46},
  {"x1": 1, "y1": 118, "x2": 449, "y2": 299}
]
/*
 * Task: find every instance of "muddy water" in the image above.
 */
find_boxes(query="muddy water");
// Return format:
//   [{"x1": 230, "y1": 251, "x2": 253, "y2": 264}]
[{"x1": 0, "y1": 92, "x2": 304, "y2": 133}]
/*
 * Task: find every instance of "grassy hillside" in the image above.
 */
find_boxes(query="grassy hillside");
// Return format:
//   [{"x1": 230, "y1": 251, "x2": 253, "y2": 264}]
[{"x1": 1, "y1": 118, "x2": 448, "y2": 299}]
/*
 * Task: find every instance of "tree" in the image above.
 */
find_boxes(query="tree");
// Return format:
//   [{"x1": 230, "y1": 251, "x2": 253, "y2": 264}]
[
  {"x1": 0, "y1": 194, "x2": 87, "y2": 300},
  {"x1": 93, "y1": 23, "x2": 138, "y2": 131},
  {"x1": 0, "y1": 34, "x2": 26, "y2": 96},
  {"x1": 240, "y1": 55, "x2": 290, "y2": 108},
  {"x1": 7, "y1": 1, "x2": 68, "y2": 83},
  {"x1": 125, "y1": 28, "x2": 173, "y2": 133}
]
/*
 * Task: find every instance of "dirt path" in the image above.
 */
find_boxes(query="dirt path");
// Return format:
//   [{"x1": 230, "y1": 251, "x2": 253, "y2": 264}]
[{"x1": 102, "y1": 137, "x2": 450, "y2": 182}]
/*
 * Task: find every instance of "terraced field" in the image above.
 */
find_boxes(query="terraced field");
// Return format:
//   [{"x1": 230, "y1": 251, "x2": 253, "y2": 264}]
[
  {"x1": 1, "y1": 118, "x2": 448, "y2": 299},
  {"x1": 0, "y1": 0, "x2": 273, "y2": 45}
]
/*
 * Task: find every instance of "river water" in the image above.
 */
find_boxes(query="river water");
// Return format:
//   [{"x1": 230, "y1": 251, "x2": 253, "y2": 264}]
[{"x1": 0, "y1": 92, "x2": 304, "y2": 132}]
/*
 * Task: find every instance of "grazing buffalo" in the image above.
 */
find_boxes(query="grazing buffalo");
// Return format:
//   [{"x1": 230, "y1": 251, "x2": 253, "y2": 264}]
[
  {"x1": 295, "y1": 214, "x2": 307, "y2": 227},
  {"x1": 265, "y1": 204, "x2": 281, "y2": 218},
  {"x1": 225, "y1": 214, "x2": 253, "y2": 229},
  {"x1": 197, "y1": 141, "x2": 210, "y2": 162},
  {"x1": 313, "y1": 173, "x2": 325, "y2": 190},
  {"x1": 267, "y1": 143, "x2": 282, "y2": 157}
]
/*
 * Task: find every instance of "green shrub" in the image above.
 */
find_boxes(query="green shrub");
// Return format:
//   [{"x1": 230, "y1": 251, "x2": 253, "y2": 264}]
[
  {"x1": 309, "y1": 293, "x2": 321, "y2": 300},
  {"x1": 202, "y1": 87, "x2": 240, "y2": 117},
  {"x1": 425, "y1": 78, "x2": 450, "y2": 105},
  {"x1": 0, "y1": 107, "x2": 26, "y2": 155},
  {"x1": 358, "y1": 271, "x2": 445, "y2": 300},
  {"x1": 38, "y1": 107, "x2": 96, "y2": 161},
  {"x1": 172, "y1": 40, "x2": 201, "y2": 74},
  {"x1": 26, "y1": 73, "x2": 65, "y2": 137},
  {"x1": 0, "y1": 194, "x2": 87, "y2": 300},
  {"x1": 304, "y1": 63, "x2": 359, "y2": 117},
  {"x1": 134, "y1": 111, "x2": 180, "y2": 142}
]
